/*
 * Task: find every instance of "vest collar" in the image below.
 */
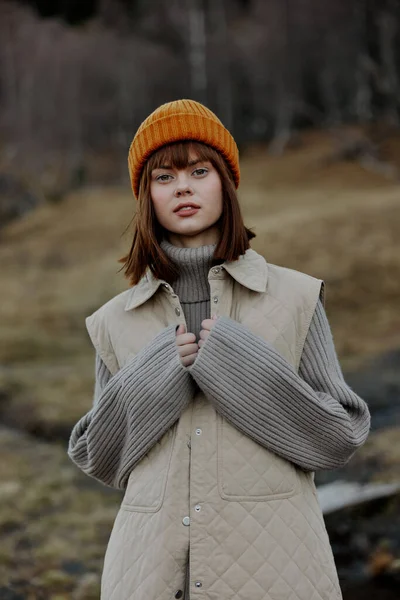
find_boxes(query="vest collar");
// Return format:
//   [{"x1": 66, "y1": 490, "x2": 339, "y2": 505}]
[
  {"x1": 222, "y1": 249, "x2": 268, "y2": 294},
  {"x1": 124, "y1": 248, "x2": 268, "y2": 311}
]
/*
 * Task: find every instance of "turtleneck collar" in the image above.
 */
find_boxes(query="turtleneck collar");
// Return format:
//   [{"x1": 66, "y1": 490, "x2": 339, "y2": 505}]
[{"x1": 160, "y1": 238, "x2": 216, "y2": 302}]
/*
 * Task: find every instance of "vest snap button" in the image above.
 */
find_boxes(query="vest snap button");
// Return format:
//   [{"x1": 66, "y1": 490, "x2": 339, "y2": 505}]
[
  {"x1": 175, "y1": 307, "x2": 181, "y2": 316},
  {"x1": 182, "y1": 516, "x2": 190, "y2": 526},
  {"x1": 213, "y1": 296, "x2": 218, "y2": 303},
  {"x1": 195, "y1": 581, "x2": 202, "y2": 588},
  {"x1": 195, "y1": 428, "x2": 202, "y2": 435},
  {"x1": 175, "y1": 591, "x2": 183, "y2": 599}
]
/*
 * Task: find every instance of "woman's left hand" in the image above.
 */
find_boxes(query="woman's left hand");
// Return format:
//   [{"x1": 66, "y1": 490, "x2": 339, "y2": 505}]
[{"x1": 198, "y1": 315, "x2": 218, "y2": 349}]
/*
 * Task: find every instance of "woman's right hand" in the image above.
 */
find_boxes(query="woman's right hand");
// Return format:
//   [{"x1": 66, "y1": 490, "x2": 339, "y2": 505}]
[{"x1": 176, "y1": 324, "x2": 199, "y2": 367}]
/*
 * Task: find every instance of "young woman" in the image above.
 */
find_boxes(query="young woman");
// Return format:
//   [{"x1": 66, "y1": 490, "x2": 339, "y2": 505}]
[{"x1": 68, "y1": 99, "x2": 371, "y2": 600}]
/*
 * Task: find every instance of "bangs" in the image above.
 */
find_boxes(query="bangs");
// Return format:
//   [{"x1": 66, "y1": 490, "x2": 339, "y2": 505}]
[{"x1": 147, "y1": 141, "x2": 220, "y2": 172}]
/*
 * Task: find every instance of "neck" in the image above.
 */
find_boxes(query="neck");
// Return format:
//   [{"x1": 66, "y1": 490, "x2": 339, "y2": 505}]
[
  {"x1": 160, "y1": 239, "x2": 216, "y2": 302},
  {"x1": 167, "y1": 225, "x2": 220, "y2": 248}
]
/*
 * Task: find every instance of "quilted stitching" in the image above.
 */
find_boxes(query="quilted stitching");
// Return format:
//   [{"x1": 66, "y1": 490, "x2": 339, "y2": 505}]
[
  {"x1": 217, "y1": 416, "x2": 299, "y2": 499},
  {"x1": 188, "y1": 398, "x2": 341, "y2": 600},
  {"x1": 102, "y1": 474, "x2": 190, "y2": 599},
  {"x1": 106, "y1": 518, "x2": 185, "y2": 599},
  {"x1": 121, "y1": 427, "x2": 176, "y2": 511},
  {"x1": 93, "y1": 261, "x2": 340, "y2": 599},
  {"x1": 204, "y1": 490, "x2": 339, "y2": 600}
]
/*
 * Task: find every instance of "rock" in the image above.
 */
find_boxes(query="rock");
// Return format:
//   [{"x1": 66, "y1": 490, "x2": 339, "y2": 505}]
[{"x1": 317, "y1": 480, "x2": 400, "y2": 514}]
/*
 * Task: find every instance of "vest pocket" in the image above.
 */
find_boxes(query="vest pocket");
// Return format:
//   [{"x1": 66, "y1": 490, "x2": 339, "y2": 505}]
[
  {"x1": 217, "y1": 415, "x2": 300, "y2": 501},
  {"x1": 120, "y1": 425, "x2": 177, "y2": 512}
]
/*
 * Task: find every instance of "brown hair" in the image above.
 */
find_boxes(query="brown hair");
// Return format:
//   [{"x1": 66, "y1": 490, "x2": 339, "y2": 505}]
[{"x1": 118, "y1": 140, "x2": 255, "y2": 286}]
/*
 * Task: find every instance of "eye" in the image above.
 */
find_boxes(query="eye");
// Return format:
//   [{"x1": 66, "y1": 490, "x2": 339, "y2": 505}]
[
  {"x1": 155, "y1": 174, "x2": 173, "y2": 182},
  {"x1": 193, "y1": 168, "x2": 208, "y2": 176}
]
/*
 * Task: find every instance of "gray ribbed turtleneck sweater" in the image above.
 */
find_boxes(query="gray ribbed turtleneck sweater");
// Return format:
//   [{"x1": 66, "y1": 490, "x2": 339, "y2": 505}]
[
  {"x1": 68, "y1": 245, "x2": 370, "y2": 491},
  {"x1": 160, "y1": 239, "x2": 217, "y2": 337}
]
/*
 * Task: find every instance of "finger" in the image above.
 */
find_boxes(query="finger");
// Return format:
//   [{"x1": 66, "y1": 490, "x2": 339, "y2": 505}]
[
  {"x1": 201, "y1": 319, "x2": 215, "y2": 331},
  {"x1": 181, "y1": 352, "x2": 198, "y2": 367},
  {"x1": 199, "y1": 329, "x2": 209, "y2": 341},
  {"x1": 176, "y1": 324, "x2": 186, "y2": 336},
  {"x1": 176, "y1": 332, "x2": 196, "y2": 346},
  {"x1": 198, "y1": 339, "x2": 204, "y2": 348},
  {"x1": 178, "y1": 343, "x2": 199, "y2": 357}
]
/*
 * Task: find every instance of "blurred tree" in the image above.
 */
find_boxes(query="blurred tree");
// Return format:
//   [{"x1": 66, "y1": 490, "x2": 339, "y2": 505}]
[
  {"x1": 187, "y1": 0, "x2": 207, "y2": 103},
  {"x1": 208, "y1": 0, "x2": 233, "y2": 130},
  {"x1": 1, "y1": 0, "x2": 400, "y2": 188},
  {"x1": 19, "y1": 0, "x2": 98, "y2": 23},
  {"x1": 377, "y1": 0, "x2": 400, "y2": 125},
  {"x1": 354, "y1": 0, "x2": 374, "y2": 122}
]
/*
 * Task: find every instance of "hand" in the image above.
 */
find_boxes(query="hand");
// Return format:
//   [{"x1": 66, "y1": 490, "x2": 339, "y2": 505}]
[
  {"x1": 198, "y1": 315, "x2": 218, "y2": 349},
  {"x1": 176, "y1": 324, "x2": 199, "y2": 367}
]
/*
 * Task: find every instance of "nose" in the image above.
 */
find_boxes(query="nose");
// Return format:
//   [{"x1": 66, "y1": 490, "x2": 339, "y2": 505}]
[
  {"x1": 174, "y1": 175, "x2": 193, "y2": 198},
  {"x1": 174, "y1": 186, "x2": 193, "y2": 198}
]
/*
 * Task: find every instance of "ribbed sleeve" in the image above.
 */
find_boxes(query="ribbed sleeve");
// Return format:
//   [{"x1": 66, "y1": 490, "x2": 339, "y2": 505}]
[
  {"x1": 93, "y1": 352, "x2": 111, "y2": 404},
  {"x1": 68, "y1": 324, "x2": 195, "y2": 490},
  {"x1": 189, "y1": 301, "x2": 371, "y2": 471}
]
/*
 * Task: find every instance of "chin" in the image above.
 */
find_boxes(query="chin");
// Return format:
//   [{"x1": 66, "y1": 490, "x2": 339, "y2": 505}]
[{"x1": 169, "y1": 223, "x2": 211, "y2": 236}]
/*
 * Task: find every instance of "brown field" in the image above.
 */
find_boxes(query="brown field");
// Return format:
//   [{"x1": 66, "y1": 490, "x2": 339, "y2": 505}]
[{"x1": 0, "y1": 129, "x2": 399, "y2": 595}]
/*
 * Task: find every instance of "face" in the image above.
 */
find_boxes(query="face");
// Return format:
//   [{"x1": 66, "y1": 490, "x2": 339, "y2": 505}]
[{"x1": 150, "y1": 150, "x2": 223, "y2": 247}]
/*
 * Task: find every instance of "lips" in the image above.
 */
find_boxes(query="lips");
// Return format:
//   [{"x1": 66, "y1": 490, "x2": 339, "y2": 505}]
[{"x1": 173, "y1": 202, "x2": 201, "y2": 213}]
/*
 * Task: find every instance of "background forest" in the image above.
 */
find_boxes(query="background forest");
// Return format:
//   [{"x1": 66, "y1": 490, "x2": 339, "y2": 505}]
[
  {"x1": 2, "y1": 0, "x2": 400, "y2": 194},
  {"x1": 0, "y1": 1, "x2": 400, "y2": 598}
]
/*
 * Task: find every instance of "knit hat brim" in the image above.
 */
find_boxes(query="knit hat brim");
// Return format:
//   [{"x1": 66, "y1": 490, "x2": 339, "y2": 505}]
[{"x1": 128, "y1": 105, "x2": 240, "y2": 199}]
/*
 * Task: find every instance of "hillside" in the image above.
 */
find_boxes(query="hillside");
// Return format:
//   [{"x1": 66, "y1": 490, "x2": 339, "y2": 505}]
[{"x1": 1, "y1": 129, "x2": 400, "y2": 597}]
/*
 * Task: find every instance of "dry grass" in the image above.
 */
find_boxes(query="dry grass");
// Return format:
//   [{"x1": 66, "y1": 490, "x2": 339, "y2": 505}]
[
  {"x1": 0, "y1": 130, "x2": 399, "y2": 425},
  {"x1": 0, "y1": 427, "x2": 120, "y2": 594},
  {"x1": 1, "y1": 130, "x2": 399, "y2": 369},
  {"x1": 1, "y1": 127, "x2": 400, "y2": 592}
]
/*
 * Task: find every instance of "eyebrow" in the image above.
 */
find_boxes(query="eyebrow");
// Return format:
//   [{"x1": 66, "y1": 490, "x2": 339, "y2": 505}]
[{"x1": 154, "y1": 159, "x2": 205, "y2": 170}]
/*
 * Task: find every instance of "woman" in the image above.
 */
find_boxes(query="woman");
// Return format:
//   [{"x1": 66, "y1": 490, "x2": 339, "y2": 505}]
[{"x1": 68, "y1": 99, "x2": 371, "y2": 600}]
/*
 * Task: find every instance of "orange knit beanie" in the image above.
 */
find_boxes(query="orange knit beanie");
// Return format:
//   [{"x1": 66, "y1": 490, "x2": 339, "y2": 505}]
[{"x1": 127, "y1": 99, "x2": 240, "y2": 200}]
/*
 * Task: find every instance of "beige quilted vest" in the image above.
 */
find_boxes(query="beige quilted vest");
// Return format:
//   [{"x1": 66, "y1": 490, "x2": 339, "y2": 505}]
[{"x1": 86, "y1": 248, "x2": 342, "y2": 600}]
